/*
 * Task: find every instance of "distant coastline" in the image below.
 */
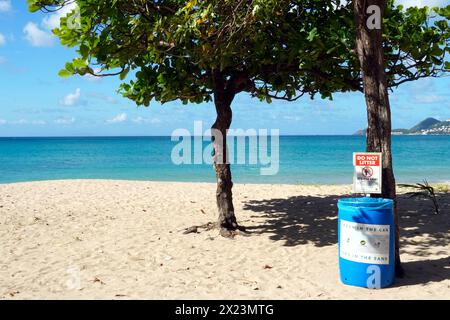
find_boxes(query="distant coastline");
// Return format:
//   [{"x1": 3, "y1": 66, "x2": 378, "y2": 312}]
[{"x1": 354, "y1": 117, "x2": 450, "y2": 136}]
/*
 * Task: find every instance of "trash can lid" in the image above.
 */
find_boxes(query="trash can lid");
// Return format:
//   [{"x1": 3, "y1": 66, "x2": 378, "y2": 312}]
[{"x1": 338, "y1": 197, "x2": 393, "y2": 209}]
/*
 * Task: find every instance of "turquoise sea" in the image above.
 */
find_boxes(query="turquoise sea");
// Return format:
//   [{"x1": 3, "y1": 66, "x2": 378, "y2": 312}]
[{"x1": 0, "y1": 135, "x2": 448, "y2": 184}]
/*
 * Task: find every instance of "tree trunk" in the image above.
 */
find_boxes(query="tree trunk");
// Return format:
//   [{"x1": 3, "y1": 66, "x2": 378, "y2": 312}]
[
  {"x1": 212, "y1": 70, "x2": 240, "y2": 237},
  {"x1": 354, "y1": 0, "x2": 404, "y2": 277}
]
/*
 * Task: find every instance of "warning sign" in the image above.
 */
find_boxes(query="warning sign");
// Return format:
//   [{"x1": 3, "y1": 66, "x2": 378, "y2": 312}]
[{"x1": 353, "y1": 152, "x2": 382, "y2": 194}]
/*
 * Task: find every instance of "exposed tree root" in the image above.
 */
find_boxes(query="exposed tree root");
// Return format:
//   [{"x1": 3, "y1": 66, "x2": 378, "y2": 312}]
[
  {"x1": 182, "y1": 222, "x2": 217, "y2": 235},
  {"x1": 219, "y1": 224, "x2": 250, "y2": 238},
  {"x1": 183, "y1": 222, "x2": 249, "y2": 238}
]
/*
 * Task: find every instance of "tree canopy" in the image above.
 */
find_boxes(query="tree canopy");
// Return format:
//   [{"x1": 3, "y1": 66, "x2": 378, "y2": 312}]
[{"x1": 28, "y1": 0, "x2": 448, "y2": 108}]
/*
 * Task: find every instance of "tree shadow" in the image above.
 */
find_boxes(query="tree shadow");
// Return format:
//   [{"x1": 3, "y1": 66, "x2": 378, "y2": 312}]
[
  {"x1": 243, "y1": 194, "x2": 341, "y2": 247},
  {"x1": 396, "y1": 193, "x2": 450, "y2": 257},
  {"x1": 242, "y1": 192, "x2": 450, "y2": 283},
  {"x1": 394, "y1": 256, "x2": 450, "y2": 287}
]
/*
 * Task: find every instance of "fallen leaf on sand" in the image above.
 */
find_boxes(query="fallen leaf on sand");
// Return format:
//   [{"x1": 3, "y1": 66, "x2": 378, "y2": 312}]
[
  {"x1": 91, "y1": 277, "x2": 105, "y2": 285},
  {"x1": 264, "y1": 265, "x2": 273, "y2": 269}
]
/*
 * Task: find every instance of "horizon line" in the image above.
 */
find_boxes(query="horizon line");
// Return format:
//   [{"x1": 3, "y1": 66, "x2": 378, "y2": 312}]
[{"x1": 0, "y1": 134, "x2": 362, "y2": 138}]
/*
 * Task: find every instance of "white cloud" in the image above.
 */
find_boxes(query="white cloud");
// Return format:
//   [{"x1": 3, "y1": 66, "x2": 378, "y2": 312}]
[
  {"x1": 413, "y1": 94, "x2": 445, "y2": 104},
  {"x1": 7, "y1": 119, "x2": 46, "y2": 125},
  {"x1": 107, "y1": 113, "x2": 128, "y2": 124},
  {"x1": 0, "y1": 118, "x2": 6, "y2": 125},
  {"x1": 60, "y1": 88, "x2": 81, "y2": 106},
  {"x1": 283, "y1": 115, "x2": 302, "y2": 121},
  {"x1": 55, "y1": 117, "x2": 76, "y2": 124},
  {"x1": 0, "y1": 33, "x2": 5, "y2": 46},
  {"x1": 132, "y1": 116, "x2": 162, "y2": 124},
  {"x1": 32, "y1": 120, "x2": 47, "y2": 125},
  {"x1": 11, "y1": 119, "x2": 28, "y2": 125},
  {"x1": 23, "y1": 22, "x2": 54, "y2": 47},
  {"x1": 23, "y1": 2, "x2": 78, "y2": 48},
  {"x1": 42, "y1": 2, "x2": 78, "y2": 30},
  {"x1": 395, "y1": 0, "x2": 449, "y2": 8},
  {"x1": 87, "y1": 92, "x2": 118, "y2": 104},
  {"x1": 0, "y1": 0, "x2": 11, "y2": 12}
]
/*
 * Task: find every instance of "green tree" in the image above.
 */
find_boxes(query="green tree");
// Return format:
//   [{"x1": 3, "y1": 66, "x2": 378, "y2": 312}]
[
  {"x1": 353, "y1": 0, "x2": 448, "y2": 276},
  {"x1": 28, "y1": 0, "x2": 362, "y2": 237},
  {"x1": 28, "y1": 0, "x2": 448, "y2": 267},
  {"x1": 258, "y1": 0, "x2": 448, "y2": 275}
]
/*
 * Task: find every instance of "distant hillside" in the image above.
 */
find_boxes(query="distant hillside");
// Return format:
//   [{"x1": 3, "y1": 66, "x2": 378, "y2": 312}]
[
  {"x1": 426, "y1": 120, "x2": 450, "y2": 135},
  {"x1": 409, "y1": 118, "x2": 441, "y2": 132},
  {"x1": 354, "y1": 118, "x2": 450, "y2": 135},
  {"x1": 353, "y1": 129, "x2": 367, "y2": 136}
]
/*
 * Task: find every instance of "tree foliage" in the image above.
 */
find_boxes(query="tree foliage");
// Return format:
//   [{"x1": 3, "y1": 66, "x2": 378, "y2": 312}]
[{"x1": 28, "y1": 0, "x2": 448, "y2": 106}]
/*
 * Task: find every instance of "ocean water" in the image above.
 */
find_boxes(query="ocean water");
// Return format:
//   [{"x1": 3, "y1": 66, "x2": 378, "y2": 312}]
[{"x1": 0, "y1": 136, "x2": 448, "y2": 184}]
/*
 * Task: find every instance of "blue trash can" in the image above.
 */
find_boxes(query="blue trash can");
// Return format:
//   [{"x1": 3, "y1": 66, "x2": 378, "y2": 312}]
[{"x1": 338, "y1": 197, "x2": 395, "y2": 288}]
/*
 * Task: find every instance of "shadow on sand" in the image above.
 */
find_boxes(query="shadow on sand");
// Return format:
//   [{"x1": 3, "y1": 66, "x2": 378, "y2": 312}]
[{"x1": 243, "y1": 192, "x2": 450, "y2": 285}]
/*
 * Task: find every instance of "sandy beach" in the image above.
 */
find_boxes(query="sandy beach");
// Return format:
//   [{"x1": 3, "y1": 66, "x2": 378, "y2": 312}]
[{"x1": 0, "y1": 180, "x2": 449, "y2": 300}]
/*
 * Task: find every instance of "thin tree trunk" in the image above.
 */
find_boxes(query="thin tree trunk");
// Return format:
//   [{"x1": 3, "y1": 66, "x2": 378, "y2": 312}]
[
  {"x1": 212, "y1": 70, "x2": 240, "y2": 237},
  {"x1": 354, "y1": 0, "x2": 404, "y2": 277}
]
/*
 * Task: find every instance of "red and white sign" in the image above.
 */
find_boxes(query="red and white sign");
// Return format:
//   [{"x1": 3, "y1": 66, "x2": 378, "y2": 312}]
[{"x1": 353, "y1": 152, "x2": 382, "y2": 194}]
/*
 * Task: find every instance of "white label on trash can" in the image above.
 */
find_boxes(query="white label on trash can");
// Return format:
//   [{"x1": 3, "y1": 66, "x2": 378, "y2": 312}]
[{"x1": 340, "y1": 220, "x2": 390, "y2": 265}]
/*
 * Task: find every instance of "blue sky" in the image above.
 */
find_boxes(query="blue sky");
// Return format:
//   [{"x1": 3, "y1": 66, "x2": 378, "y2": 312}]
[{"x1": 0, "y1": 0, "x2": 449, "y2": 137}]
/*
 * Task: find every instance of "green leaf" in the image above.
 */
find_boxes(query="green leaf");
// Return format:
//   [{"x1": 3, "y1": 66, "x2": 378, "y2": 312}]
[
  {"x1": 119, "y1": 66, "x2": 130, "y2": 80},
  {"x1": 79, "y1": 44, "x2": 89, "y2": 58},
  {"x1": 444, "y1": 61, "x2": 450, "y2": 70},
  {"x1": 65, "y1": 62, "x2": 75, "y2": 73},
  {"x1": 58, "y1": 69, "x2": 72, "y2": 78},
  {"x1": 27, "y1": 0, "x2": 40, "y2": 12},
  {"x1": 73, "y1": 58, "x2": 88, "y2": 69},
  {"x1": 307, "y1": 28, "x2": 317, "y2": 42}
]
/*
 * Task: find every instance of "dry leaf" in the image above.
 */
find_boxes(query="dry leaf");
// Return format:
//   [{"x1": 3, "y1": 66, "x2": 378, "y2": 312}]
[
  {"x1": 92, "y1": 277, "x2": 105, "y2": 285},
  {"x1": 9, "y1": 291, "x2": 20, "y2": 297}
]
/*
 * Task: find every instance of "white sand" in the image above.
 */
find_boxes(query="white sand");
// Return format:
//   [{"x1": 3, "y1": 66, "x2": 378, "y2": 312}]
[{"x1": 0, "y1": 180, "x2": 449, "y2": 299}]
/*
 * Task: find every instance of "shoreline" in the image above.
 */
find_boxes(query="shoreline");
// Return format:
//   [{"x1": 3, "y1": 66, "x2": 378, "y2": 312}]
[
  {"x1": 1, "y1": 178, "x2": 449, "y2": 188},
  {"x1": 1, "y1": 180, "x2": 449, "y2": 299},
  {"x1": 0, "y1": 179, "x2": 353, "y2": 186}
]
